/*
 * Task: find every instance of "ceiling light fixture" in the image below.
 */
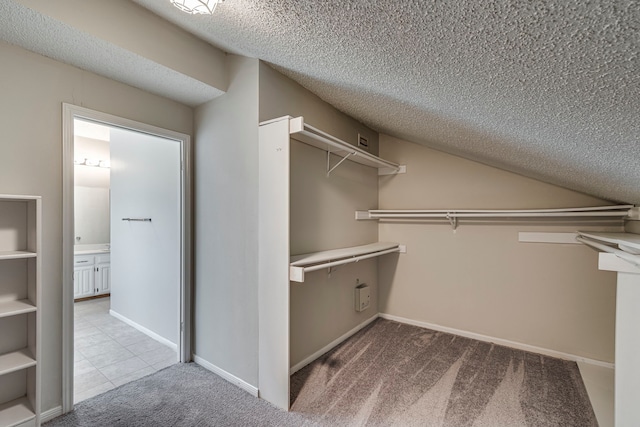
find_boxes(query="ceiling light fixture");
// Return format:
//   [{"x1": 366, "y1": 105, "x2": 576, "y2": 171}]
[{"x1": 170, "y1": 0, "x2": 223, "y2": 15}]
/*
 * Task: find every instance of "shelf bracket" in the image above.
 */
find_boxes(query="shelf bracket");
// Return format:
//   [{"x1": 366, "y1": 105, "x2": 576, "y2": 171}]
[
  {"x1": 447, "y1": 212, "x2": 458, "y2": 230},
  {"x1": 379, "y1": 165, "x2": 407, "y2": 176},
  {"x1": 327, "y1": 151, "x2": 356, "y2": 177}
]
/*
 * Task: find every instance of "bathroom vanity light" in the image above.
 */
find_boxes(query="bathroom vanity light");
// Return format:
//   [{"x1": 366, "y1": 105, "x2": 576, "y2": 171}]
[{"x1": 170, "y1": 0, "x2": 224, "y2": 15}]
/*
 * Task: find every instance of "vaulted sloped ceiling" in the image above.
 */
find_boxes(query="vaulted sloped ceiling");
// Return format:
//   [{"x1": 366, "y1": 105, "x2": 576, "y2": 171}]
[
  {"x1": 2, "y1": 1, "x2": 637, "y2": 204},
  {"x1": 131, "y1": 0, "x2": 639, "y2": 205}
]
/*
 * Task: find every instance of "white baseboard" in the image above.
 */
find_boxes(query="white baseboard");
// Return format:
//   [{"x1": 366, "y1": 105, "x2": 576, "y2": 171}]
[
  {"x1": 379, "y1": 313, "x2": 615, "y2": 369},
  {"x1": 289, "y1": 314, "x2": 379, "y2": 375},
  {"x1": 193, "y1": 355, "x2": 259, "y2": 397},
  {"x1": 41, "y1": 405, "x2": 63, "y2": 423},
  {"x1": 109, "y1": 309, "x2": 177, "y2": 351}
]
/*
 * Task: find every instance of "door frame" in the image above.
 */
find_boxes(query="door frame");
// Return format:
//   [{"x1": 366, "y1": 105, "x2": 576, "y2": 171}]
[{"x1": 61, "y1": 103, "x2": 192, "y2": 413}]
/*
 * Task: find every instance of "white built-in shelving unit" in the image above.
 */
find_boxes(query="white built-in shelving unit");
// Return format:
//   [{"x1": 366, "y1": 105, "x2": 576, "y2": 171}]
[
  {"x1": 0, "y1": 195, "x2": 41, "y2": 427},
  {"x1": 258, "y1": 116, "x2": 405, "y2": 410},
  {"x1": 576, "y1": 230, "x2": 640, "y2": 426}
]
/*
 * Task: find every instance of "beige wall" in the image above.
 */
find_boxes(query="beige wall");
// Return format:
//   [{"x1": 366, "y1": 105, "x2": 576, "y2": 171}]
[
  {"x1": 289, "y1": 141, "x2": 379, "y2": 367},
  {"x1": 259, "y1": 63, "x2": 381, "y2": 367},
  {"x1": 378, "y1": 134, "x2": 619, "y2": 362},
  {"x1": 14, "y1": 0, "x2": 227, "y2": 92},
  {"x1": 193, "y1": 55, "x2": 260, "y2": 385},
  {"x1": 626, "y1": 220, "x2": 640, "y2": 234},
  {"x1": 259, "y1": 63, "x2": 378, "y2": 155},
  {"x1": 0, "y1": 41, "x2": 193, "y2": 412}
]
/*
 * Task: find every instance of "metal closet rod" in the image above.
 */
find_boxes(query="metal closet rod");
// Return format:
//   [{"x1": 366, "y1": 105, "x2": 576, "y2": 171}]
[{"x1": 363, "y1": 205, "x2": 634, "y2": 219}]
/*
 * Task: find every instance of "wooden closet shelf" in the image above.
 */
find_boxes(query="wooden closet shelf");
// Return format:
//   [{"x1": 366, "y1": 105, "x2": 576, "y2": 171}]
[
  {"x1": 577, "y1": 232, "x2": 640, "y2": 253},
  {"x1": 290, "y1": 242, "x2": 405, "y2": 282},
  {"x1": 0, "y1": 397, "x2": 35, "y2": 427},
  {"x1": 287, "y1": 116, "x2": 405, "y2": 175},
  {"x1": 0, "y1": 300, "x2": 37, "y2": 318},
  {"x1": 0, "y1": 348, "x2": 36, "y2": 376},
  {"x1": 0, "y1": 251, "x2": 37, "y2": 260}
]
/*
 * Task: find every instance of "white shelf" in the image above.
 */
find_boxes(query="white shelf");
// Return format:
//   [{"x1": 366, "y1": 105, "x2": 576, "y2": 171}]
[
  {"x1": 0, "y1": 195, "x2": 40, "y2": 202},
  {"x1": 0, "y1": 251, "x2": 37, "y2": 261},
  {"x1": 0, "y1": 397, "x2": 35, "y2": 427},
  {"x1": 290, "y1": 242, "x2": 403, "y2": 282},
  {"x1": 0, "y1": 349, "x2": 36, "y2": 376},
  {"x1": 0, "y1": 300, "x2": 37, "y2": 318},
  {"x1": 578, "y1": 232, "x2": 640, "y2": 254},
  {"x1": 0, "y1": 195, "x2": 40, "y2": 425},
  {"x1": 287, "y1": 116, "x2": 405, "y2": 175}
]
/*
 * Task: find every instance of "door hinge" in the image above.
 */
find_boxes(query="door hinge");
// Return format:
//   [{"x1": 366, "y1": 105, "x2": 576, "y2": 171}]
[{"x1": 180, "y1": 322, "x2": 184, "y2": 332}]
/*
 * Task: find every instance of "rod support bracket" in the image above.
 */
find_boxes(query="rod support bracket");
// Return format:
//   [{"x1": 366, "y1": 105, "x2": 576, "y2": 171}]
[
  {"x1": 327, "y1": 151, "x2": 356, "y2": 177},
  {"x1": 446, "y1": 213, "x2": 458, "y2": 230}
]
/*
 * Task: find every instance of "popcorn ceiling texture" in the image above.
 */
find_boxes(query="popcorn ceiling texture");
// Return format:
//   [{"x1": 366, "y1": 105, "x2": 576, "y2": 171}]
[
  {"x1": 131, "y1": 0, "x2": 639, "y2": 204},
  {"x1": 3, "y1": 0, "x2": 638, "y2": 204}
]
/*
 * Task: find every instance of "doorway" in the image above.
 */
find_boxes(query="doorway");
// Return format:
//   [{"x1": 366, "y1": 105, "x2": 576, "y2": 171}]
[{"x1": 62, "y1": 104, "x2": 192, "y2": 412}]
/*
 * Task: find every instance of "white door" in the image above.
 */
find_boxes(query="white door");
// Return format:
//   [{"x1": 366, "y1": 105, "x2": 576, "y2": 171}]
[{"x1": 110, "y1": 127, "x2": 181, "y2": 348}]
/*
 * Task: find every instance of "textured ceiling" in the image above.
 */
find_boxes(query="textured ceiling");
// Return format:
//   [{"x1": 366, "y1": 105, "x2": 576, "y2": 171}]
[
  {"x1": 2, "y1": 0, "x2": 637, "y2": 204},
  {"x1": 130, "y1": 0, "x2": 639, "y2": 204}
]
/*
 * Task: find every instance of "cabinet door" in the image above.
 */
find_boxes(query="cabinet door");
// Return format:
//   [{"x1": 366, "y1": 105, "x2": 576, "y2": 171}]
[
  {"x1": 74, "y1": 266, "x2": 95, "y2": 298},
  {"x1": 96, "y1": 263, "x2": 111, "y2": 295}
]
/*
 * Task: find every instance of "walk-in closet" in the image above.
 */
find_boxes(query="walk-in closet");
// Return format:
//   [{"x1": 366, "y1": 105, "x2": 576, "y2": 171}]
[{"x1": 257, "y1": 114, "x2": 639, "y2": 426}]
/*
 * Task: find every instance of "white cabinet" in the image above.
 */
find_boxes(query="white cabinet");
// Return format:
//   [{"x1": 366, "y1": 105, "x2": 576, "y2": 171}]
[
  {"x1": 95, "y1": 255, "x2": 111, "y2": 296},
  {"x1": 0, "y1": 195, "x2": 41, "y2": 427},
  {"x1": 73, "y1": 253, "x2": 110, "y2": 299}
]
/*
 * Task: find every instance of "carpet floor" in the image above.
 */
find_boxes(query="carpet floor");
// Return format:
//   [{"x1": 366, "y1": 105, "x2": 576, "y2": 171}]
[
  {"x1": 291, "y1": 319, "x2": 597, "y2": 426},
  {"x1": 46, "y1": 319, "x2": 597, "y2": 426}
]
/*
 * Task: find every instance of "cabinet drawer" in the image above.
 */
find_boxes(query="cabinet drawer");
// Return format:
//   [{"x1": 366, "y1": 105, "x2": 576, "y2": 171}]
[
  {"x1": 74, "y1": 255, "x2": 94, "y2": 266},
  {"x1": 96, "y1": 254, "x2": 110, "y2": 264}
]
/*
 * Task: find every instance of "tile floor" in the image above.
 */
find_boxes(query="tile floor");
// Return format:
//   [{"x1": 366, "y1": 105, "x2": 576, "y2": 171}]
[{"x1": 74, "y1": 297, "x2": 177, "y2": 403}]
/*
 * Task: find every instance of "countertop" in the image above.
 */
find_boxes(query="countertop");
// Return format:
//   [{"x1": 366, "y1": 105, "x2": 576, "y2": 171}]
[{"x1": 74, "y1": 249, "x2": 111, "y2": 255}]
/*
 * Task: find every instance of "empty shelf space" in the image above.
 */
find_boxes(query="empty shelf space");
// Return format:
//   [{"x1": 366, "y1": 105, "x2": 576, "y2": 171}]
[
  {"x1": 0, "y1": 251, "x2": 37, "y2": 261},
  {"x1": 0, "y1": 300, "x2": 36, "y2": 318},
  {"x1": 0, "y1": 349, "x2": 36, "y2": 376},
  {"x1": 290, "y1": 242, "x2": 404, "y2": 282},
  {"x1": 0, "y1": 397, "x2": 35, "y2": 427},
  {"x1": 0, "y1": 398, "x2": 34, "y2": 427},
  {"x1": 287, "y1": 116, "x2": 404, "y2": 175}
]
